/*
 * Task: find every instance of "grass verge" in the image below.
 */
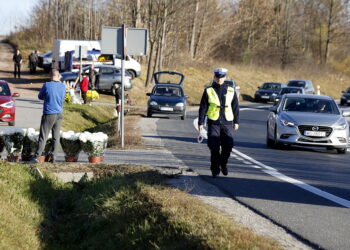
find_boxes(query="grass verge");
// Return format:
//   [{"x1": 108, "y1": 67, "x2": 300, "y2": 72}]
[{"x1": 0, "y1": 163, "x2": 281, "y2": 249}]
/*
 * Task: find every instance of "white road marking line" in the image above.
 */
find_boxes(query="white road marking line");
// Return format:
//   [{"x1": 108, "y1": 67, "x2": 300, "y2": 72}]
[
  {"x1": 242, "y1": 161, "x2": 251, "y2": 165},
  {"x1": 235, "y1": 157, "x2": 244, "y2": 161},
  {"x1": 252, "y1": 165, "x2": 262, "y2": 169},
  {"x1": 232, "y1": 148, "x2": 350, "y2": 208}
]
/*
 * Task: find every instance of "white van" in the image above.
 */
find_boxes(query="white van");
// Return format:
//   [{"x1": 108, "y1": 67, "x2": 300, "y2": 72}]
[{"x1": 52, "y1": 39, "x2": 141, "y2": 78}]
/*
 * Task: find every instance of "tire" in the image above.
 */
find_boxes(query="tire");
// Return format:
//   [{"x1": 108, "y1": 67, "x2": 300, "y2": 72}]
[
  {"x1": 8, "y1": 121, "x2": 15, "y2": 126},
  {"x1": 340, "y1": 100, "x2": 345, "y2": 106},
  {"x1": 147, "y1": 109, "x2": 152, "y2": 117},
  {"x1": 273, "y1": 126, "x2": 282, "y2": 149},
  {"x1": 266, "y1": 124, "x2": 274, "y2": 147},
  {"x1": 127, "y1": 70, "x2": 136, "y2": 79},
  {"x1": 337, "y1": 148, "x2": 347, "y2": 154}
]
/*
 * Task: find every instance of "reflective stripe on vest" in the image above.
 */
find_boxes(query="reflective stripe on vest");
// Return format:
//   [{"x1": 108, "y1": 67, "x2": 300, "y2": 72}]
[{"x1": 206, "y1": 86, "x2": 235, "y2": 121}]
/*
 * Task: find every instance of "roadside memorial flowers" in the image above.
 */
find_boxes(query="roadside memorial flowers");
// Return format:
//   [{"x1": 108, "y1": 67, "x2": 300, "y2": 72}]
[
  {"x1": 2, "y1": 128, "x2": 27, "y2": 162},
  {"x1": 60, "y1": 131, "x2": 82, "y2": 162},
  {"x1": 22, "y1": 128, "x2": 39, "y2": 161},
  {"x1": 79, "y1": 131, "x2": 108, "y2": 163}
]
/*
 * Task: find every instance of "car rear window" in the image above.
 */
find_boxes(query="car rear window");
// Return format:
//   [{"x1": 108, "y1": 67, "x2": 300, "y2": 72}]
[
  {"x1": 288, "y1": 81, "x2": 306, "y2": 88},
  {"x1": 280, "y1": 88, "x2": 302, "y2": 94},
  {"x1": 283, "y1": 97, "x2": 339, "y2": 114},
  {"x1": 0, "y1": 84, "x2": 11, "y2": 96}
]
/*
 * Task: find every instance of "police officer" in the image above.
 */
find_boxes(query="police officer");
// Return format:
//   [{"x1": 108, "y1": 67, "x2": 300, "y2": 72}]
[{"x1": 198, "y1": 68, "x2": 239, "y2": 177}]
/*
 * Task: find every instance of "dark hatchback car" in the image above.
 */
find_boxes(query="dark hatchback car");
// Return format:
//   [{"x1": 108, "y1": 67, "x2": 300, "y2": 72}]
[
  {"x1": 147, "y1": 71, "x2": 187, "y2": 120},
  {"x1": 273, "y1": 86, "x2": 305, "y2": 104},
  {"x1": 340, "y1": 87, "x2": 350, "y2": 106},
  {"x1": 254, "y1": 82, "x2": 286, "y2": 102}
]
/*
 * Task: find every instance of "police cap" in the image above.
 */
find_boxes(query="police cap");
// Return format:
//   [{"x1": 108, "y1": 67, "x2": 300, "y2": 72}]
[{"x1": 213, "y1": 68, "x2": 228, "y2": 78}]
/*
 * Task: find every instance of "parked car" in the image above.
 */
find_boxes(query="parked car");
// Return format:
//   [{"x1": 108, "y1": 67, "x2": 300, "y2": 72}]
[
  {"x1": 60, "y1": 65, "x2": 132, "y2": 92},
  {"x1": 340, "y1": 87, "x2": 350, "y2": 106},
  {"x1": 146, "y1": 71, "x2": 187, "y2": 120},
  {"x1": 273, "y1": 86, "x2": 305, "y2": 104},
  {"x1": 37, "y1": 51, "x2": 52, "y2": 72},
  {"x1": 267, "y1": 94, "x2": 349, "y2": 154},
  {"x1": 287, "y1": 80, "x2": 315, "y2": 94},
  {"x1": 0, "y1": 80, "x2": 20, "y2": 126},
  {"x1": 254, "y1": 82, "x2": 286, "y2": 102}
]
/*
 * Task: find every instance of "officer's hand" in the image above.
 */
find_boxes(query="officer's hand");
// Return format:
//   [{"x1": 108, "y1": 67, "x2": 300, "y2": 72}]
[
  {"x1": 199, "y1": 125, "x2": 204, "y2": 132},
  {"x1": 233, "y1": 124, "x2": 239, "y2": 131}
]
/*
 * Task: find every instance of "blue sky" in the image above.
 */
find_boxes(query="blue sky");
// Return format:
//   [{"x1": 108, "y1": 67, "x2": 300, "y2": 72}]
[{"x1": 0, "y1": 0, "x2": 39, "y2": 35}]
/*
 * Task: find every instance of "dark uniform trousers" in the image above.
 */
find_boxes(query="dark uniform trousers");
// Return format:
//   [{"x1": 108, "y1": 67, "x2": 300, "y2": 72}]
[{"x1": 207, "y1": 122, "x2": 234, "y2": 172}]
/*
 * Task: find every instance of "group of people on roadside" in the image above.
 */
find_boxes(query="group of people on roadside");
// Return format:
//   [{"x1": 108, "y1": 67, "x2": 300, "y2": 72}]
[{"x1": 12, "y1": 49, "x2": 38, "y2": 78}]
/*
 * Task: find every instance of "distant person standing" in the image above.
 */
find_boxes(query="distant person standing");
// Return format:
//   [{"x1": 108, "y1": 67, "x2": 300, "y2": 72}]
[
  {"x1": 28, "y1": 50, "x2": 38, "y2": 74},
  {"x1": 88, "y1": 64, "x2": 97, "y2": 89},
  {"x1": 78, "y1": 72, "x2": 89, "y2": 104},
  {"x1": 113, "y1": 83, "x2": 122, "y2": 114},
  {"x1": 33, "y1": 69, "x2": 66, "y2": 163},
  {"x1": 12, "y1": 49, "x2": 22, "y2": 78}
]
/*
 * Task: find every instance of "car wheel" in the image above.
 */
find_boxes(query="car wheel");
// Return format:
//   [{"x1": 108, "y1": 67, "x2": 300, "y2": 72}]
[
  {"x1": 8, "y1": 121, "x2": 15, "y2": 126},
  {"x1": 340, "y1": 100, "x2": 345, "y2": 106},
  {"x1": 147, "y1": 109, "x2": 152, "y2": 117},
  {"x1": 254, "y1": 97, "x2": 259, "y2": 103},
  {"x1": 273, "y1": 126, "x2": 282, "y2": 149},
  {"x1": 127, "y1": 70, "x2": 136, "y2": 79},
  {"x1": 181, "y1": 110, "x2": 186, "y2": 120},
  {"x1": 337, "y1": 148, "x2": 347, "y2": 154},
  {"x1": 266, "y1": 124, "x2": 274, "y2": 147}
]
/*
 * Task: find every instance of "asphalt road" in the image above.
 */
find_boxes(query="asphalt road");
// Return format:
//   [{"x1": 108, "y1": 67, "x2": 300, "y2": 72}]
[{"x1": 153, "y1": 104, "x2": 350, "y2": 250}]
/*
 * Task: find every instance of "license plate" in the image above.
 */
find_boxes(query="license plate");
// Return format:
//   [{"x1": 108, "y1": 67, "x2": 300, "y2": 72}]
[
  {"x1": 261, "y1": 96, "x2": 269, "y2": 99},
  {"x1": 160, "y1": 107, "x2": 173, "y2": 111},
  {"x1": 304, "y1": 131, "x2": 326, "y2": 137}
]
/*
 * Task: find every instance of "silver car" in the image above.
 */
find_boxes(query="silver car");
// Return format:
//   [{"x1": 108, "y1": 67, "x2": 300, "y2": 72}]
[{"x1": 267, "y1": 94, "x2": 349, "y2": 154}]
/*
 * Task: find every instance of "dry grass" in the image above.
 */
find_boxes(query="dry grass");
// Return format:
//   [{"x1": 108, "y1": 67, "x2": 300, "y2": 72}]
[{"x1": 129, "y1": 62, "x2": 350, "y2": 106}]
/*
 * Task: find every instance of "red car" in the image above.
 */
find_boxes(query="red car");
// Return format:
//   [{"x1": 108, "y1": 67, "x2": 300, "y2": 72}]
[{"x1": 0, "y1": 80, "x2": 20, "y2": 126}]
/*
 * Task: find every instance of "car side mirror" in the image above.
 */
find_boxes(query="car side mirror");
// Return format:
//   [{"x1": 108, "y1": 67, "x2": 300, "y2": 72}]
[
  {"x1": 269, "y1": 106, "x2": 277, "y2": 113},
  {"x1": 146, "y1": 93, "x2": 151, "y2": 96},
  {"x1": 342, "y1": 110, "x2": 350, "y2": 117},
  {"x1": 12, "y1": 93, "x2": 20, "y2": 97}
]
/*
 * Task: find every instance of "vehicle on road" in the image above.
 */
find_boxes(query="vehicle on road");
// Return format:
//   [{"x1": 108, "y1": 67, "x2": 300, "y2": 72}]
[
  {"x1": 37, "y1": 51, "x2": 52, "y2": 72},
  {"x1": 254, "y1": 82, "x2": 286, "y2": 103},
  {"x1": 267, "y1": 94, "x2": 349, "y2": 154},
  {"x1": 60, "y1": 65, "x2": 132, "y2": 92},
  {"x1": 146, "y1": 71, "x2": 187, "y2": 120},
  {"x1": 273, "y1": 86, "x2": 305, "y2": 104},
  {"x1": 0, "y1": 80, "x2": 20, "y2": 126},
  {"x1": 287, "y1": 80, "x2": 315, "y2": 94},
  {"x1": 340, "y1": 87, "x2": 350, "y2": 106}
]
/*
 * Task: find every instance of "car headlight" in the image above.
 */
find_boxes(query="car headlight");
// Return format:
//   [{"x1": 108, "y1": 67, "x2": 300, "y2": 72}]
[
  {"x1": 334, "y1": 123, "x2": 347, "y2": 130},
  {"x1": 272, "y1": 93, "x2": 277, "y2": 96},
  {"x1": 150, "y1": 101, "x2": 158, "y2": 106},
  {"x1": 175, "y1": 102, "x2": 184, "y2": 107},
  {"x1": 280, "y1": 119, "x2": 295, "y2": 127},
  {"x1": 0, "y1": 101, "x2": 14, "y2": 108}
]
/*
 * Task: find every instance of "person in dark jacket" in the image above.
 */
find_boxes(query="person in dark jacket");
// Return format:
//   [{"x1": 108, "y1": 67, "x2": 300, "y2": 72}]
[
  {"x1": 12, "y1": 49, "x2": 22, "y2": 78},
  {"x1": 33, "y1": 69, "x2": 66, "y2": 163},
  {"x1": 28, "y1": 50, "x2": 38, "y2": 74},
  {"x1": 198, "y1": 68, "x2": 240, "y2": 178},
  {"x1": 88, "y1": 64, "x2": 97, "y2": 89}
]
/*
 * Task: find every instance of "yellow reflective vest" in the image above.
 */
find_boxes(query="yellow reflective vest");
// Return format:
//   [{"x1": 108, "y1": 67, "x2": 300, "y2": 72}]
[{"x1": 206, "y1": 86, "x2": 235, "y2": 121}]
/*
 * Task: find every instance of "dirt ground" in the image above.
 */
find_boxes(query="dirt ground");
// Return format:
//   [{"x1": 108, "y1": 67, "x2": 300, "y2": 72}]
[{"x1": 0, "y1": 42, "x2": 51, "y2": 98}]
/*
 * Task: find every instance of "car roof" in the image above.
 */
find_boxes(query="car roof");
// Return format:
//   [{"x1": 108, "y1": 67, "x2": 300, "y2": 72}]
[
  {"x1": 0, "y1": 80, "x2": 9, "y2": 85},
  {"x1": 283, "y1": 93, "x2": 332, "y2": 100},
  {"x1": 282, "y1": 86, "x2": 303, "y2": 89}
]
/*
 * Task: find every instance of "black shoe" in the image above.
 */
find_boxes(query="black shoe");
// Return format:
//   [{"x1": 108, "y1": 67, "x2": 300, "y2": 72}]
[
  {"x1": 211, "y1": 169, "x2": 220, "y2": 178},
  {"x1": 221, "y1": 166, "x2": 228, "y2": 176}
]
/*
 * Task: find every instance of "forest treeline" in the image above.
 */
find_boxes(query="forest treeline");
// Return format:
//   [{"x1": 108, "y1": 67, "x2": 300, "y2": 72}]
[{"x1": 7, "y1": 0, "x2": 350, "y2": 85}]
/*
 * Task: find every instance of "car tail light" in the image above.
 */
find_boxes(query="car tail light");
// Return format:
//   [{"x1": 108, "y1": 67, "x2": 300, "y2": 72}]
[{"x1": 73, "y1": 65, "x2": 80, "y2": 69}]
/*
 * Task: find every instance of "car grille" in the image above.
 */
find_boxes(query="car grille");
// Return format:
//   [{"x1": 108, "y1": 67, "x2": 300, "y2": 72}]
[
  {"x1": 298, "y1": 138, "x2": 331, "y2": 143},
  {"x1": 298, "y1": 125, "x2": 333, "y2": 138}
]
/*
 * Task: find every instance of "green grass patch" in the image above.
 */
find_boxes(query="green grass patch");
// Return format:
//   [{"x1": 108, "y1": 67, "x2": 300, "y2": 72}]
[{"x1": 0, "y1": 163, "x2": 281, "y2": 249}]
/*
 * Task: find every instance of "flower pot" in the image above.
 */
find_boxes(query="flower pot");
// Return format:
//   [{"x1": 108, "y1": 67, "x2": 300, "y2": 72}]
[
  {"x1": 65, "y1": 155, "x2": 79, "y2": 162},
  {"x1": 88, "y1": 156, "x2": 104, "y2": 163},
  {"x1": 7, "y1": 155, "x2": 20, "y2": 162}
]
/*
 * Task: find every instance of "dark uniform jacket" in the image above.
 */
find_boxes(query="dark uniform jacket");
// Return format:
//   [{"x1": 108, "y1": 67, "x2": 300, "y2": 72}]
[
  {"x1": 198, "y1": 82, "x2": 240, "y2": 126},
  {"x1": 13, "y1": 54, "x2": 22, "y2": 64}
]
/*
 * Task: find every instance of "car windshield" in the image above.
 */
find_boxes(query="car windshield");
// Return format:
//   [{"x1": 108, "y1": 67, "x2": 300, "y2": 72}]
[
  {"x1": 288, "y1": 81, "x2": 306, "y2": 88},
  {"x1": 280, "y1": 88, "x2": 302, "y2": 94},
  {"x1": 282, "y1": 97, "x2": 339, "y2": 114},
  {"x1": 153, "y1": 86, "x2": 182, "y2": 97},
  {"x1": 0, "y1": 84, "x2": 11, "y2": 96},
  {"x1": 261, "y1": 83, "x2": 281, "y2": 90}
]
